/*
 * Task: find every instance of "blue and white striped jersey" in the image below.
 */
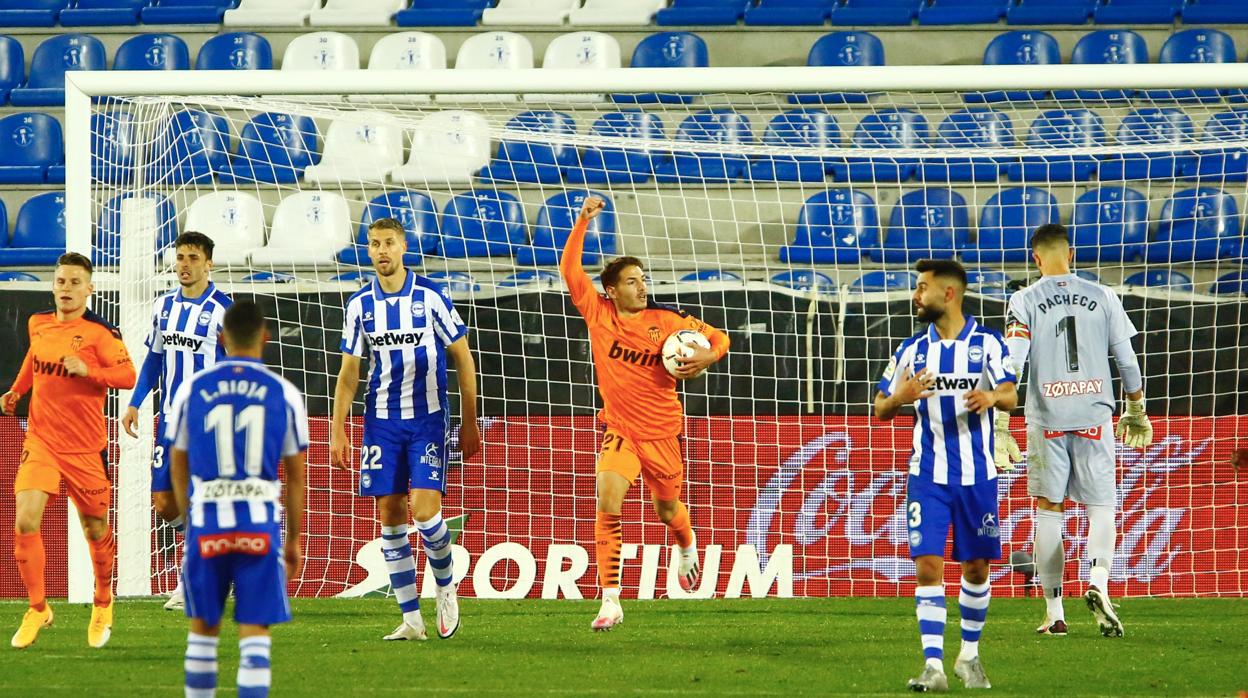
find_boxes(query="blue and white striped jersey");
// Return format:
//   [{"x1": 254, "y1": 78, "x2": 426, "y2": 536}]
[
  {"x1": 877, "y1": 317, "x2": 1017, "y2": 486},
  {"x1": 340, "y1": 272, "x2": 468, "y2": 420},
  {"x1": 166, "y1": 357, "x2": 308, "y2": 533},
  {"x1": 145, "y1": 283, "x2": 233, "y2": 417}
]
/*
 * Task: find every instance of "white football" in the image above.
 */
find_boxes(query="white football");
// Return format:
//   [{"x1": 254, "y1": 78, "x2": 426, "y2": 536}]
[{"x1": 662, "y1": 329, "x2": 712, "y2": 379}]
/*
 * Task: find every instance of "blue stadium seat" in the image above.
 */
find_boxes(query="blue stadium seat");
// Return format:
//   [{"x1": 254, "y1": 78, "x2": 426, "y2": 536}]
[
  {"x1": 1209, "y1": 269, "x2": 1248, "y2": 296},
  {"x1": 1146, "y1": 187, "x2": 1240, "y2": 263},
  {"x1": 779, "y1": 189, "x2": 880, "y2": 264},
  {"x1": 681, "y1": 269, "x2": 743, "y2": 282},
  {"x1": 0, "y1": 113, "x2": 62, "y2": 184},
  {"x1": 831, "y1": 0, "x2": 918, "y2": 25},
  {"x1": 790, "y1": 32, "x2": 885, "y2": 105},
  {"x1": 517, "y1": 190, "x2": 617, "y2": 266},
  {"x1": 745, "y1": 0, "x2": 836, "y2": 25},
  {"x1": 331, "y1": 270, "x2": 377, "y2": 283},
  {"x1": 60, "y1": 0, "x2": 148, "y2": 26},
  {"x1": 93, "y1": 193, "x2": 177, "y2": 267},
  {"x1": 439, "y1": 190, "x2": 527, "y2": 258},
  {"x1": 1123, "y1": 269, "x2": 1193, "y2": 291},
  {"x1": 829, "y1": 109, "x2": 929, "y2": 182},
  {"x1": 1006, "y1": 0, "x2": 1095, "y2": 24},
  {"x1": 968, "y1": 31, "x2": 1060, "y2": 103},
  {"x1": 142, "y1": 0, "x2": 239, "y2": 24},
  {"x1": 850, "y1": 270, "x2": 917, "y2": 292},
  {"x1": 963, "y1": 187, "x2": 1060, "y2": 263},
  {"x1": 1054, "y1": 30, "x2": 1147, "y2": 101},
  {"x1": 566, "y1": 111, "x2": 665, "y2": 185},
  {"x1": 217, "y1": 113, "x2": 318, "y2": 184},
  {"x1": 0, "y1": 202, "x2": 9, "y2": 261},
  {"x1": 967, "y1": 268, "x2": 1013, "y2": 298},
  {"x1": 1069, "y1": 187, "x2": 1148, "y2": 262},
  {"x1": 1073, "y1": 268, "x2": 1099, "y2": 282},
  {"x1": 242, "y1": 271, "x2": 296, "y2": 283},
  {"x1": 1093, "y1": 0, "x2": 1179, "y2": 23},
  {"x1": 10, "y1": 34, "x2": 107, "y2": 107},
  {"x1": 1194, "y1": 109, "x2": 1248, "y2": 182},
  {"x1": 338, "y1": 191, "x2": 439, "y2": 266},
  {"x1": 1182, "y1": 0, "x2": 1248, "y2": 23},
  {"x1": 424, "y1": 271, "x2": 480, "y2": 294},
  {"x1": 920, "y1": 108, "x2": 1015, "y2": 182},
  {"x1": 919, "y1": 0, "x2": 1008, "y2": 25},
  {"x1": 1100, "y1": 108, "x2": 1195, "y2": 181},
  {"x1": 748, "y1": 109, "x2": 840, "y2": 182},
  {"x1": 877, "y1": 188, "x2": 971, "y2": 263},
  {"x1": 150, "y1": 110, "x2": 231, "y2": 184},
  {"x1": 0, "y1": 0, "x2": 68, "y2": 27},
  {"x1": 0, "y1": 271, "x2": 39, "y2": 281},
  {"x1": 771, "y1": 269, "x2": 837, "y2": 294},
  {"x1": 1007, "y1": 109, "x2": 1106, "y2": 182},
  {"x1": 656, "y1": 0, "x2": 747, "y2": 25},
  {"x1": 614, "y1": 32, "x2": 708, "y2": 105},
  {"x1": 478, "y1": 111, "x2": 578, "y2": 185},
  {"x1": 0, "y1": 37, "x2": 23, "y2": 106},
  {"x1": 396, "y1": 0, "x2": 495, "y2": 26},
  {"x1": 499, "y1": 270, "x2": 561, "y2": 289},
  {"x1": 194, "y1": 32, "x2": 273, "y2": 71},
  {"x1": 113, "y1": 34, "x2": 190, "y2": 71},
  {"x1": 0, "y1": 193, "x2": 64, "y2": 266},
  {"x1": 48, "y1": 109, "x2": 137, "y2": 184},
  {"x1": 653, "y1": 109, "x2": 754, "y2": 183},
  {"x1": 1146, "y1": 29, "x2": 1236, "y2": 103}
]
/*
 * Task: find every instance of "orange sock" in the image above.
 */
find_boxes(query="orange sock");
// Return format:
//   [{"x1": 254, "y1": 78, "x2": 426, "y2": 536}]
[
  {"x1": 88, "y1": 528, "x2": 115, "y2": 607},
  {"x1": 666, "y1": 501, "x2": 695, "y2": 550},
  {"x1": 594, "y1": 511, "x2": 622, "y2": 590},
  {"x1": 14, "y1": 531, "x2": 46, "y2": 612}
]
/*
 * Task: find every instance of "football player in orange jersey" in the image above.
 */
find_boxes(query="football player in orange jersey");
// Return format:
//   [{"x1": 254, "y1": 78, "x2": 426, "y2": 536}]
[
  {"x1": 560, "y1": 196, "x2": 730, "y2": 631},
  {"x1": 2, "y1": 253, "x2": 136, "y2": 649}
]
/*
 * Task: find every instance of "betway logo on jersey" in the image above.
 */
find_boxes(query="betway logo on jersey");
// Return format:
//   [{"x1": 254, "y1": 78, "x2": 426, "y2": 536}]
[
  {"x1": 198, "y1": 532, "x2": 272, "y2": 558},
  {"x1": 162, "y1": 332, "x2": 205, "y2": 351},
  {"x1": 932, "y1": 376, "x2": 977, "y2": 391},
  {"x1": 608, "y1": 340, "x2": 662, "y2": 367},
  {"x1": 32, "y1": 358, "x2": 71, "y2": 378},
  {"x1": 371, "y1": 329, "x2": 426, "y2": 348},
  {"x1": 1041, "y1": 379, "x2": 1104, "y2": 397}
]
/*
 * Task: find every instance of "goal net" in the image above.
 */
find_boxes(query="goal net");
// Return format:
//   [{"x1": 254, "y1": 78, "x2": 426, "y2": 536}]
[{"x1": 65, "y1": 65, "x2": 1247, "y2": 603}]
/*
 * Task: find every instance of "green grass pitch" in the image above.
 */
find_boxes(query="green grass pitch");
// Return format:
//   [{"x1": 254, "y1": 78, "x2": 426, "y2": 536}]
[{"x1": 3, "y1": 597, "x2": 1245, "y2": 695}]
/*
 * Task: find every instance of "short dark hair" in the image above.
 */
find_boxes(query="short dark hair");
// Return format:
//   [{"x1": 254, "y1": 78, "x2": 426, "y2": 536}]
[
  {"x1": 56, "y1": 252, "x2": 93, "y2": 275},
  {"x1": 1029, "y1": 223, "x2": 1069, "y2": 251},
  {"x1": 600, "y1": 256, "x2": 644, "y2": 290},
  {"x1": 915, "y1": 258, "x2": 968, "y2": 288},
  {"x1": 174, "y1": 231, "x2": 215, "y2": 260},
  {"x1": 223, "y1": 300, "x2": 266, "y2": 349},
  {"x1": 368, "y1": 217, "x2": 406, "y2": 238}
]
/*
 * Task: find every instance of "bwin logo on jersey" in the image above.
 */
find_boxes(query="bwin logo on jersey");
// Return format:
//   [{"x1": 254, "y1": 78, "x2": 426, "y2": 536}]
[{"x1": 978, "y1": 513, "x2": 999, "y2": 538}]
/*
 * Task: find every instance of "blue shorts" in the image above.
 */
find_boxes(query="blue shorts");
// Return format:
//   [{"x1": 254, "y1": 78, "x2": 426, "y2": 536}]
[
  {"x1": 905, "y1": 475, "x2": 1001, "y2": 562},
  {"x1": 150, "y1": 441, "x2": 172, "y2": 493},
  {"x1": 182, "y1": 526, "x2": 290, "y2": 627},
  {"x1": 359, "y1": 414, "x2": 448, "y2": 497}
]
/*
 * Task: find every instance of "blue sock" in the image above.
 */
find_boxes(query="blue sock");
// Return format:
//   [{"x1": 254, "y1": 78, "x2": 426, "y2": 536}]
[
  {"x1": 416, "y1": 513, "x2": 454, "y2": 588},
  {"x1": 237, "y1": 636, "x2": 271, "y2": 698},
  {"x1": 959, "y1": 577, "x2": 991, "y2": 661},
  {"x1": 184, "y1": 631, "x2": 218, "y2": 698},
  {"x1": 381, "y1": 524, "x2": 421, "y2": 627},
  {"x1": 915, "y1": 585, "x2": 946, "y2": 671}
]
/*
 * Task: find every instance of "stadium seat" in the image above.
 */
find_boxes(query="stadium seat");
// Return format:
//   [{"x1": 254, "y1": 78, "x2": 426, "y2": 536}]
[
  {"x1": 748, "y1": 109, "x2": 840, "y2": 182},
  {"x1": 242, "y1": 271, "x2": 297, "y2": 282},
  {"x1": 830, "y1": 0, "x2": 918, "y2": 25},
  {"x1": 310, "y1": 0, "x2": 402, "y2": 25},
  {"x1": 533, "y1": 31, "x2": 621, "y2": 101},
  {"x1": 483, "y1": 0, "x2": 580, "y2": 25},
  {"x1": 653, "y1": 109, "x2": 753, "y2": 183},
  {"x1": 829, "y1": 109, "x2": 929, "y2": 183},
  {"x1": 745, "y1": 0, "x2": 836, "y2": 25},
  {"x1": 1006, "y1": 0, "x2": 1094, "y2": 24},
  {"x1": 1209, "y1": 269, "x2": 1248, "y2": 296},
  {"x1": 280, "y1": 32, "x2": 359, "y2": 71},
  {"x1": 195, "y1": 33, "x2": 273, "y2": 71},
  {"x1": 680, "y1": 269, "x2": 743, "y2": 282},
  {"x1": 779, "y1": 189, "x2": 880, "y2": 264},
  {"x1": 571, "y1": 0, "x2": 664, "y2": 25},
  {"x1": 850, "y1": 270, "x2": 917, "y2": 292},
  {"x1": 657, "y1": 0, "x2": 746, "y2": 25},
  {"x1": 142, "y1": 0, "x2": 237, "y2": 24},
  {"x1": 303, "y1": 116, "x2": 404, "y2": 183},
  {"x1": 1194, "y1": 109, "x2": 1248, "y2": 182},
  {"x1": 10, "y1": 34, "x2": 107, "y2": 107},
  {"x1": 332, "y1": 270, "x2": 376, "y2": 283},
  {"x1": 1146, "y1": 187, "x2": 1240, "y2": 263},
  {"x1": 771, "y1": 269, "x2": 837, "y2": 294},
  {"x1": 1100, "y1": 108, "x2": 1196, "y2": 181},
  {"x1": 566, "y1": 110, "x2": 666, "y2": 184},
  {"x1": 439, "y1": 190, "x2": 527, "y2": 258},
  {"x1": 0, "y1": 37, "x2": 24, "y2": 106},
  {"x1": 517, "y1": 190, "x2": 617, "y2": 266},
  {"x1": 920, "y1": 108, "x2": 1015, "y2": 182},
  {"x1": 59, "y1": 0, "x2": 149, "y2": 26},
  {"x1": 423, "y1": 271, "x2": 479, "y2": 295},
  {"x1": 1073, "y1": 268, "x2": 1099, "y2": 282},
  {"x1": 1007, "y1": 109, "x2": 1106, "y2": 182},
  {"x1": 180, "y1": 191, "x2": 265, "y2": 266},
  {"x1": 499, "y1": 270, "x2": 561, "y2": 288},
  {"x1": 790, "y1": 32, "x2": 885, "y2": 105},
  {"x1": 1054, "y1": 30, "x2": 1147, "y2": 101},
  {"x1": 94, "y1": 193, "x2": 177, "y2": 267},
  {"x1": 217, "y1": 113, "x2": 319, "y2": 184},
  {"x1": 966, "y1": 268, "x2": 1012, "y2": 298},
  {"x1": 448, "y1": 32, "x2": 534, "y2": 102},
  {"x1": 1182, "y1": 0, "x2": 1248, "y2": 23},
  {"x1": 1093, "y1": 0, "x2": 1178, "y2": 23},
  {"x1": 395, "y1": 0, "x2": 495, "y2": 26},
  {"x1": 615, "y1": 32, "x2": 708, "y2": 105},
  {"x1": 1147, "y1": 29, "x2": 1236, "y2": 103},
  {"x1": 963, "y1": 186, "x2": 1060, "y2": 263},
  {"x1": 919, "y1": 0, "x2": 1008, "y2": 25},
  {"x1": 967, "y1": 31, "x2": 1060, "y2": 103},
  {"x1": 478, "y1": 110, "x2": 578, "y2": 184},
  {"x1": 367, "y1": 31, "x2": 447, "y2": 71},
  {"x1": 224, "y1": 0, "x2": 320, "y2": 26},
  {"x1": 0, "y1": 0, "x2": 68, "y2": 27},
  {"x1": 1123, "y1": 269, "x2": 1193, "y2": 291},
  {"x1": 48, "y1": 109, "x2": 137, "y2": 184},
  {"x1": 0, "y1": 272, "x2": 39, "y2": 281},
  {"x1": 149, "y1": 109, "x2": 231, "y2": 184},
  {"x1": 337, "y1": 191, "x2": 439, "y2": 266},
  {"x1": 1069, "y1": 187, "x2": 1148, "y2": 262},
  {"x1": 0, "y1": 193, "x2": 64, "y2": 266},
  {"x1": 877, "y1": 188, "x2": 971, "y2": 263},
  {"x1": 251, "y1": 191, "x2": 351, "y2": 265},
  {"x1": 391, "y1": 111, "x2": 490, "y2": 185},
  {"x1": 0, "y1": 113, "x2": 62, "y2": 184},
  {"x1": 113, "y1": 34, "x2": 190, "y2": 71}
]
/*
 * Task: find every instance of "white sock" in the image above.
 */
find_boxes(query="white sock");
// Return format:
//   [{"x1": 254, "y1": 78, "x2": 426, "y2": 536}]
[
  {"x1": 415, "y1": 512, "x2": 454, "y2": 588},
  {"x1": 1085, "y1": 504, "x2": 1116, "y2": 594},
  {"x1": 1034, "y1": 507, "x2": 1065, "y2": 620},
  {"x1": 681, "y1": 531, "x2": 697, "y2": 558},
  {"x1": 237, "y1": 635, "x2": 271, "y2": 698},
  {"x1": 380, "y1": 524, "x2": 421, "y2": 628},
  {"x1": 603, "y1": 587, "x2": 621, "y2": 602},
  {"x1": 958, "y1": 577, "x2": 990, "y2": 662},
  {"x1": 184, "y1": 631, "x2": 218, "y2": 698}
]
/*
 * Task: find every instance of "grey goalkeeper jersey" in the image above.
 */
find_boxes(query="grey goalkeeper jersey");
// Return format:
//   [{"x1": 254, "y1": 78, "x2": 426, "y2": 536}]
[{"x1": 1005, "y1": 273, "x2": 1138, "y2": 431}]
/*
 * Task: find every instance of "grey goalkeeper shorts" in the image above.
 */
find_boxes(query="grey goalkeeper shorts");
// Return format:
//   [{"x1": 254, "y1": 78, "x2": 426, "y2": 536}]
[{"x1": 1026, "y1": 421, "x2": 1117, "y2": 506}]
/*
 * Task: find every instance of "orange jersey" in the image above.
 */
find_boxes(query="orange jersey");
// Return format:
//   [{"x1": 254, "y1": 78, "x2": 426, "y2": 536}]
[
  {"x1": 10, "y1": 310, "x2": 136, "y2": 454},
  {"x1": 561, "y1": 218, "x2": 729, "y2": 441}
]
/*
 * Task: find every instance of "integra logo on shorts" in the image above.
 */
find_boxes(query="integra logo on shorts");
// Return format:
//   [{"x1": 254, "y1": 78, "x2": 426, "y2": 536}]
[
  {"x1": 371, "y1": 329, "x2": 426, "y2": 347},
  {"x1": 607, "y1": 340, "x2": 662, "y2": 367},
  {"x1": 977, "y1": 513, "x2": 999, "y2": 538}
]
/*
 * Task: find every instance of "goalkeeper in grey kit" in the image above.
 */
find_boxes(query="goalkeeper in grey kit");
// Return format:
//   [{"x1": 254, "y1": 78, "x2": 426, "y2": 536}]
[{"x1": 997, "y1": 224, "x2": 1153, "y2": 639}]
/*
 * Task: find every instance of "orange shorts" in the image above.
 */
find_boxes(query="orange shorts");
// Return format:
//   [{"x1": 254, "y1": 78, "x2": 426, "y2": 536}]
[
  {"x1": 14, "y1": 438, "x2": 111, "y2": 519},
  {"x1": 595, "y1": 428, "x2": 684, "y2": 502}
]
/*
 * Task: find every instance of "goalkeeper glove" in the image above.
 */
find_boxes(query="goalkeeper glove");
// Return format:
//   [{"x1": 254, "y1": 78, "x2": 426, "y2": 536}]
[
  {"x1": 994, "y1": 411, "x2": 1022, "y2": 472},
  {"x1": 1115, "y1": 397, "x2": 1154, "y2": 449}
]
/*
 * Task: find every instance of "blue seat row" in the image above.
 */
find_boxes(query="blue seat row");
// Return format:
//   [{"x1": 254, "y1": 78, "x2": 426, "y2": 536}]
[{"x1": 769, "y1": 267, "x2": 1246, "y2": 296}]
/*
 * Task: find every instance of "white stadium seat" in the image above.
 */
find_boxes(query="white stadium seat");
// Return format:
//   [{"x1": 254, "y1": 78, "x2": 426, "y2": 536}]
[
  {"x1": 529, "y1": 31, "x2": 620, "y2": 102},
  {"x1": 482, "y1": 0, "x2": 581, "y2": 26},
  {"x1": 309, "y1": 0, "x2": 404, "y2": 26},
  {"x1": 367, "y1": 32, "x2": 447, "y2": 71},
  {"x1": 224, "y1": 0, "x2": 322, "y2": 26},
  {"x1": 444, "y1": 32, "x2": 534, "y2": 103},
  {"x1": 281, "y1": 32, "x2": 360, "y2": 71},
  {"x1": 303, "y1": 116, "x2": 404, "y2": 183},
  {"x1": 177, "y1": 192, "x2": 266, "y2": 266},
  {"x1": 391, "y1": 110, "x2": 491, "y2": 185},
  {"x1": 570, "y1": 0, "x2": 665, "y2": 25},
  {"x1": 250, "y1": 191, "x2": 351, "y2": 265}
]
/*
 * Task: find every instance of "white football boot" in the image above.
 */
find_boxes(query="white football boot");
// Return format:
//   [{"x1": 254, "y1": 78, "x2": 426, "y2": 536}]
[
  {"x1": 436, "y1": 583, "x2": 460, "y2": 639},
  {"x1": 383, "y1": 616, "x2": 428, "y2": 641},
  {"x1": 590, "y1": 594, "x2": 623, "y2": 632}
]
